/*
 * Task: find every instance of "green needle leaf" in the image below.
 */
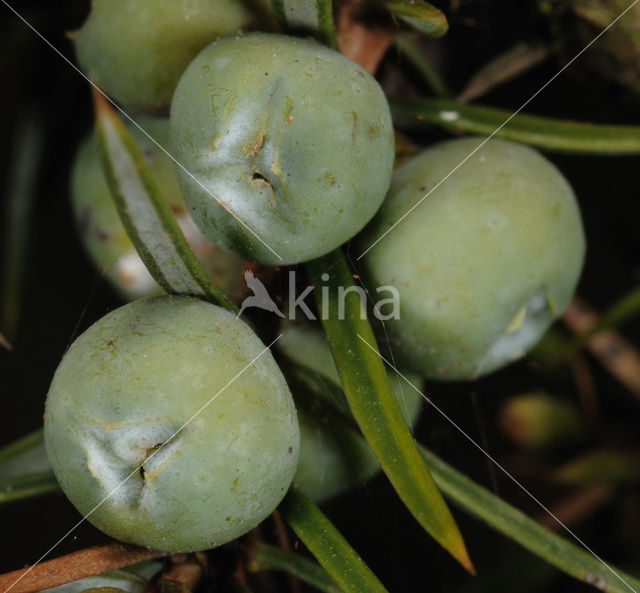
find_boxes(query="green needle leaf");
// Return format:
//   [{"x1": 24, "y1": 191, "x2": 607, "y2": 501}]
[
  {"x1": 1, "y1": 112, "x2": 43, "y2": 341},
  {"x1": 92, "y1": 91, "x2": 234, "y2": 311},
  {"x1": 381, "y1": 0, "x2": 449, "y2": 38},
  {"x1": 272, "y1": 0, "x2": 337, "y2": 48},
  {"x1": 0, "y1": 428, "x2": 59, "y2": 506},
  {"x1": 316, "y1": 0, "x2": 338, "y2": 49},
  {"x1": 306, "y1": 250, "x2": 473, "y2": 573},
  {"x1": 392, "y1": 97, "x2": 640, "y2": 153},
  {"x1": 419, "y1": 445, "x2": 640, "y2": 593},
  {"x1": 394, "y1": 33, "x2": 451, "y2": 97},
  {"x1": 0, "y1": 428, "x2": 50, "y2": 480},
  {"x1": 249, "y1": 543, "x2": 341, "y2": 593},
  {"x1": 0, "y1": 472, "x2": 60, "y2": 505},
  {"x1": 279, "y1": 485, "x2": 388, "y2": 593},
  {"x1": 0, "y1": 428, "x2": 44, "y2": 466}
]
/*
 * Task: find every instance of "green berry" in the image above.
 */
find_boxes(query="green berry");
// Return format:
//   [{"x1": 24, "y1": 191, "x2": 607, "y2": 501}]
[
  {"x1": 71, "y1": 116, "x2": 245, "y2": 300},
  {"x1": 44, "y1": 296, "x2": 299, "y2": 552},
  {"x1": 170, "y1": 33, "x2": 395, "y2": 265},
  {"x1": 358, "y1": 137, "x2": 586, "y2": 380},
  {"x1": 499, "y1": 392, "x2": 585, "y2": 451},
  {"x1": 73, "y1": 0, "x2": 252, "y2": 112}
]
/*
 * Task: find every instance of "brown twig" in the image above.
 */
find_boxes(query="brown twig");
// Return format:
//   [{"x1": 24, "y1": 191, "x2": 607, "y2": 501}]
[
  {"x1": 271, "y1": 510, "x2": 299, "y2": 593},
  {"x1": 569, "y1": 354, "x2": 599, "y2": 423},
  {"x1": 536, "y1": 485, "x2": 613, "y2": 530},
  {"x1": 457, "y1": 41, "x2": 551, "y2": 103},
  {"x1": 562, "y1": 296, "x2": 640, "y2": 398},
  {"x1": 243, "y1": 530, "x2": 275, "y2": 592},
  {"x1": 0, "y1": 331, "x2": 13, "y2": 351},
  {"x1": 158, "y1": 554, "x2": 203, "y2": 593},
  {"x1": 0, "y1": 544, "x2": 168, "y2": 593}
]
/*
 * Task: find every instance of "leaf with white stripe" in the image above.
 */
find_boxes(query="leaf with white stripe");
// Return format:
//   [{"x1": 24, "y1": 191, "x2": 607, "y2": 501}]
[{"x1": 93, "y1": 90, "x2": 234, "y2": 310}]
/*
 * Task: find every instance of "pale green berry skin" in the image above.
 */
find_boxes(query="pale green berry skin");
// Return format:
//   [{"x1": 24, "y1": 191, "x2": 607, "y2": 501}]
[
  {"x1": 44, "y1": 296, "x2": 299, "y2": 552},
  {"x1": 170, "y1": 33, "x2": 395, "y2": 265},
  {"x1": 295, "y1": 372, "x2": 423, "y2": 503},
  {"x1": 73, "y1": 0, "x2": 252, "y2": 112},
  {"x1": 358, "y1": 137, "x2": 586, "y2": 380},
  {"x1": 71, "y1": 116, "x2": 245, "y2": 300}
]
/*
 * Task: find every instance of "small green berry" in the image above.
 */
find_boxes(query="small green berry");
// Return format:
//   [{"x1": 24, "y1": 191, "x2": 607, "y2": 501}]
[
  {"x1": 44, "y1": 296, "x2": 299, "y2": 552},
  {"x1": 73, "y1": 0, "x2": 252, "y2": 112},
  {"x1": 170, "y1": 33, "x2": 395, "y2": 265},
  {"x1": 499, "y1": 392, "x2": 585, "y2": 451},
  {"x1": 358, "y1": 137, "x2": 586, "y2": 380}
]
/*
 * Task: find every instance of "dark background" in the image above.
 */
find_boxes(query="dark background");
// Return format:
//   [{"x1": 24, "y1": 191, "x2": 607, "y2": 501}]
[{"x1": 1, "y1": 1, "x2": 639, "y2": 591}]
